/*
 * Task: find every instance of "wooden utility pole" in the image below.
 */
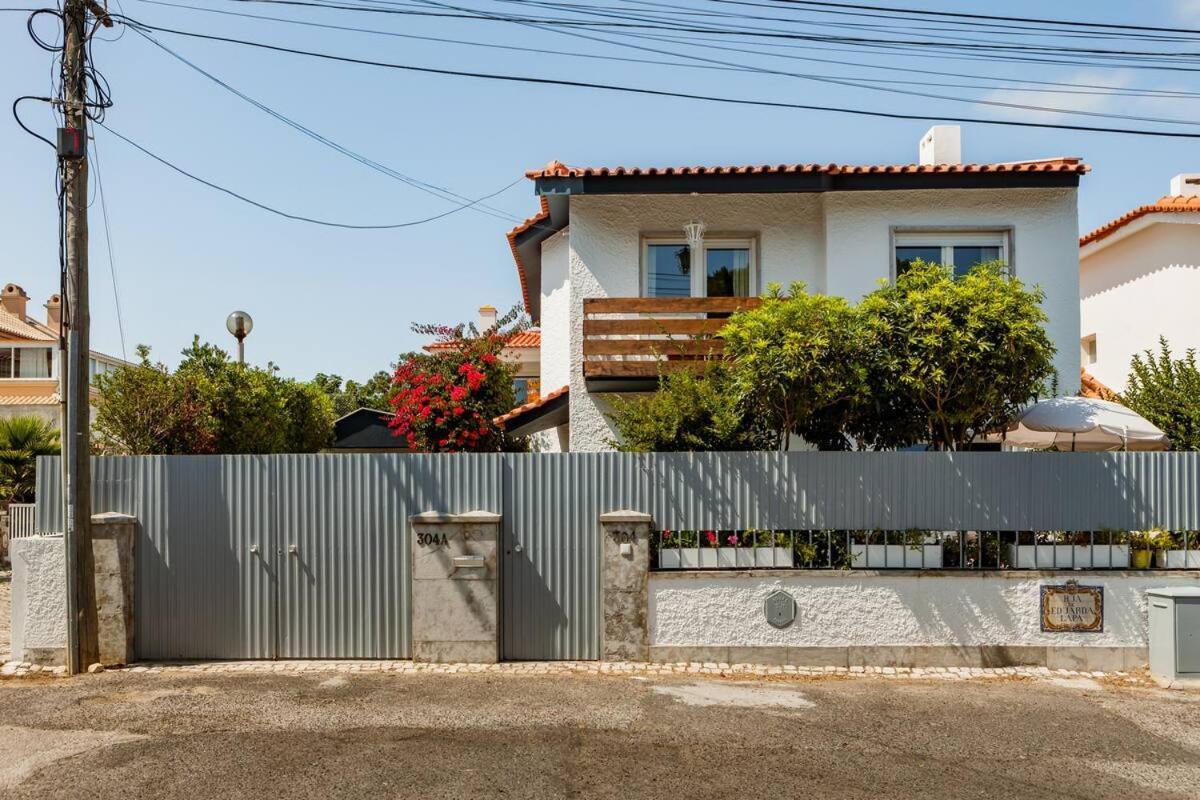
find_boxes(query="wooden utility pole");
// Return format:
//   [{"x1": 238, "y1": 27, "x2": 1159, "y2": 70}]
[{"x1": 61, "y1": 0, "x2": 99, "y2": 674}]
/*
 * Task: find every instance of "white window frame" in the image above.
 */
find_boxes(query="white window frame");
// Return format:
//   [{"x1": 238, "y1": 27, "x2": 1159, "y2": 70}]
[
  {"x1": 892, "y1": 229, "x2": 1011, "y2": 280},
  {"x1": 1081, "y1": 334, "x2": 1097, "y2": 366},
  {"x1": 641, "y1": 236, "x2": 758, "y2": 298},
  {"x1": 0, "y1": 344, "x2": 58, "y2": 381}
]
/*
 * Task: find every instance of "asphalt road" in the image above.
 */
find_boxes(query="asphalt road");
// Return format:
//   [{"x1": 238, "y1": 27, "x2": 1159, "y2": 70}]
[{"x1": 2, "y1": 669, "x2": 1199, "y2": 799}]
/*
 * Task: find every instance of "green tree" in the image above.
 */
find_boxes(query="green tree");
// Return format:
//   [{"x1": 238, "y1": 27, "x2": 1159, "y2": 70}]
[
  {"x1": 1122, "y1": 338, "x2": 1200, "y2": 450},
  {"x1": 94, "y1": 345, "x2": 217, "y2": 454},
  {"x1": 0, "y1": 416, "x2": 60, "y2": 505},
  {"x1": 721, "y1": 282, "x2": 869, "y2": 450},
  {"x1": 858, "y1": 260, "x2": 1055, "y2": 450},
  {"x1": 95, "y1": 341, "x2": 333, "y2": 454},
  {"x1": 606, "y1": 362, "x2": 772, "y2": 452},
  {"x1": 315, "y1": 370, "x2": 394, "y2": 417}
]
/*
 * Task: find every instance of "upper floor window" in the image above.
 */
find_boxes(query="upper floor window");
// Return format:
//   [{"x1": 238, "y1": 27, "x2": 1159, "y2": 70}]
[
  {"x1": 0, "y1": 346, "x2": 54, "y2": 379},
  {"x1": 894, "y1": 231, "x2": 1009, "y2": 279},
  {"x1": 643, "y1": 237, "x2": 756, "y2": 298},
  {"x1": 89, "y1": 357, "x2": 118, "y2": 385}
]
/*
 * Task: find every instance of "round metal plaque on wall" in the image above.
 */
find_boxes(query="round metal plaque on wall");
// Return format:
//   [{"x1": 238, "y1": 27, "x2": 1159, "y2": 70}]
[{"x1": 764, "y1": 590, "x2": 796, "y2": 629}]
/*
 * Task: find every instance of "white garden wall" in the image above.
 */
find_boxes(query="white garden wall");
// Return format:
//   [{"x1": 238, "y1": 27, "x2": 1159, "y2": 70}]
[
  {"x1": 553, "y1": 188, "x2": 1081, "y2": 451},
  {"x1": 9, "y1": 536, "x2": 66, "y2": 664},
  {"x1": 649, "y1": 571, "x2": 1200, "y2": 669}
]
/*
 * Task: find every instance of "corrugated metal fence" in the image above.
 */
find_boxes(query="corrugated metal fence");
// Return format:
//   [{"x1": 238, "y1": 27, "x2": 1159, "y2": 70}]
[{"x1": 35, "y1": 452, "x2": 1200, "y2": 661}]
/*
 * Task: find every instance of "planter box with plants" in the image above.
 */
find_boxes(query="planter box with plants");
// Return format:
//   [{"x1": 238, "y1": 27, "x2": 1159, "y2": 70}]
[
  {"x1": 1006, "y1": 532, "x2": 1130, "y2": 570},
  {"x1": 656, "y1": 530, "x2": 795, "y2": 570},
  {"x1": 850, "y1": 531, "x2": 943, "y2": 569}
]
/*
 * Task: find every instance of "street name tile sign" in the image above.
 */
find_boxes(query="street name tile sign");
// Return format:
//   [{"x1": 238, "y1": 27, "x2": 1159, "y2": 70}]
[{"x1": 1040, "y1": 584, "x2": 1104, "y2": 633}]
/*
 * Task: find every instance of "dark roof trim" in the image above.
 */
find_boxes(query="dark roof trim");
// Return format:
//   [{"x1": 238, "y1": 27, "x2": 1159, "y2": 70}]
[
  {"x1": 535, "y1": 170, "x2": 1081, "y2": 197},
  {"x1": 501, "y1": 390, "x2": 570, "y2": 437},
  {"x1": 512, "y1": 195, "x2": 568, "y2": 323}
]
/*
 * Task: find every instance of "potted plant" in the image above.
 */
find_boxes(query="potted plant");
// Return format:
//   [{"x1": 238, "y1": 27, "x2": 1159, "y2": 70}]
[
  {"x1": 1163, "y1": 530, "x2": 1200, "y2": 569},
  {"x1": 852, "y1": 530, "x2": 943, "y2": 569},
  {"x1": 751, "y1": 529, "x2": 795, "y2": 568},
  {"x1": 657, "y1": 529, "x2": 700, "y2": 569},
  {"x1": 1129, "y1": 528, "x2": 1170, "y2": 569},
  {"x1": 1009, "y1": 530, "x2": 1131, "y2": 569}
]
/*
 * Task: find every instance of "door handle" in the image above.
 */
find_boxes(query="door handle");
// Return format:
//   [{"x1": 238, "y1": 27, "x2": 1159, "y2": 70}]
[
  {"x1": 249, "y1": 544, "x2": 260, "y2": 555},
  {"x1": 288, "y1": 544, "x2": 299, "y2": 556}
]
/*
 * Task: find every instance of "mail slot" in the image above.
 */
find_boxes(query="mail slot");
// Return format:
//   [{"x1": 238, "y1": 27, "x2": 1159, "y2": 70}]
[{"x1": 452, "y1": 555, "x2": 486, "y2": 570}]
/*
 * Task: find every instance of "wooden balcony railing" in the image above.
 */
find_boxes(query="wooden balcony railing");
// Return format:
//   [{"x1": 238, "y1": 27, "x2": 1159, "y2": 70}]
[{"x1": 582, "y1": 296, "x2": 763, "y2": 383}]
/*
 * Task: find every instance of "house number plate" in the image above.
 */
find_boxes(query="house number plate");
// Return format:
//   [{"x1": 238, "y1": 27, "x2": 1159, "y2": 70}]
[{"x1": 764, "y1": 590, "x2": 796, "y2": 629}]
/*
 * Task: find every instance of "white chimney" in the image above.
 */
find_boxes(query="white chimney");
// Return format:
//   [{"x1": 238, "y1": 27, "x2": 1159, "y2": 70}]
[
  {"x1": 1169, "y1": 173, "x2": 1200, "y2": 197},
  {"x1": 477, "y1": 305, "x2": 498, "y2": 331},
  {"x1": 919, "y1": 125, "x2": 962, "y2": 166}
]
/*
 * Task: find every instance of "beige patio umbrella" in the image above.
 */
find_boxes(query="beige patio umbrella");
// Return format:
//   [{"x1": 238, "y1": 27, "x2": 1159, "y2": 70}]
[{"x1": 1000, "y1": 396, "x2": 1169, "y2": 452}]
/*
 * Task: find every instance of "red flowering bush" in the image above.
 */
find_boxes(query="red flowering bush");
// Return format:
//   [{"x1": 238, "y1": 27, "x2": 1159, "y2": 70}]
[{"x1": 389, "y1": 307, "x2": 529, "y2": 452}]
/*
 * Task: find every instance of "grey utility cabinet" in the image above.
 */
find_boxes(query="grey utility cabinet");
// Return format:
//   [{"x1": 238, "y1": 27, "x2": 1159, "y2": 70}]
[{"x1": 1147, "y1": 587, "x2": 1200, "y2": 686}]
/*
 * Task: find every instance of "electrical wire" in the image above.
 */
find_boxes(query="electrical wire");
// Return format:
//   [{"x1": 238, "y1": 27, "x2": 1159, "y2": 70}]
[
  {"x1": 409, "y1": 0, "x2": 1200, "y2": 126},
  {"x1": 767, "y1": 0, "x2": 1200, "y2": 37},
  {"x1": 113, "y1": 16, "x2": 1200, "y2": 138},
  {"x1": 90, "y1": 136, "x2": 129, "y2": 360},
  {"x1": 129, "y1": 27, "x2": 526, "y2": 225},
  {"x1": 95, "y1": 121, "x2": 528, "y2": 229},
  {"x1": 133, "y1": 0, "x2": 1200, "y2": 101}
]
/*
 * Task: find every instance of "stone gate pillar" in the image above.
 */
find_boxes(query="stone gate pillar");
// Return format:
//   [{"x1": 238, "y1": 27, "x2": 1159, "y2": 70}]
[
  {"x1": 599, "y1": 510, "x2": 652, "y2": 661},
  {"x1": 410, "y1": 510, "x2": 501, "y2": 663}
]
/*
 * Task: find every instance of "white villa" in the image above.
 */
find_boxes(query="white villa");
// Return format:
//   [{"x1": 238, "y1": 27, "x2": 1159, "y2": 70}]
[
  {"x1": 1079, "y1": 174, "x2": 1200, "y2": 393},
  {"x1": 498, "y1": 126, "x2": 1087, "y2": 451}
]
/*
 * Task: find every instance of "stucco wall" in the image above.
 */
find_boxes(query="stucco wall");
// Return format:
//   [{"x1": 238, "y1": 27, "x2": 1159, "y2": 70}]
[
  {"x1": 650, "y1": 571, "x2": 1200, "y2": 650},
  {"x1": 555, "y1": 187, "x2": 1081, "y2": 451},
  {"x1": 1080, "y1": 220, "x2": 1200, "y2": 392},
  {"x1": 9, "y1": 536, "x2": 66, "y2": 662},
  {"x1": 539, "y1": 228, "x2": 572, "y2": 396}
]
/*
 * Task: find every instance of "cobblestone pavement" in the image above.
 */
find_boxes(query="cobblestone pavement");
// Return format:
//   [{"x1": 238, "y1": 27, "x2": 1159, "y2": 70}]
[
  {"x1": 1, "y1": 662, "x2": 1198, "y2": 799},
  {"x1": 0, "y1": 569, "x2": 10, "y2": 662},
  {"x1": 0, "y1": 657, "x2": 1159, "y2": 685}
]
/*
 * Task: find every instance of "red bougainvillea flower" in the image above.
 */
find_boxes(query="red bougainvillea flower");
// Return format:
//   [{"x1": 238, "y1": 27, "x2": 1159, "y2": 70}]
[{"x1": 705, "y1": 530, "x2": 717, "y2": 546}]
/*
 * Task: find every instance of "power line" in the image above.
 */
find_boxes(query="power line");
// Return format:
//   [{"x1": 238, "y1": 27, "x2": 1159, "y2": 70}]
[
  {"x1": 112, "y1": 17, "x2": 1200, "y2": 138},
  {"x1": 766, "y1": 0, "x2": 1200, "y2": 37},
  {"x1": 130, "y1": 26, "x2": 525, "y2": 225},
  {"x1": 409, "y1": 0, "x2": 1200, "y2": 127},
  {"x1": 95, "y1": 121, "x2": 528, "y2": 228},
  {"x1": 90, "y1": 136, "x2": 128, "y2": 361},
  {"x1": 138, "y1": 0, "x2": 1200, "y2": 101}
]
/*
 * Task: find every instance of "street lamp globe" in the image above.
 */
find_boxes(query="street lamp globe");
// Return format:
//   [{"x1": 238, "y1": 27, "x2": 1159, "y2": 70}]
[
  {"x1": 226, "y1": 311, "x2": 254, "y2": 363},
  {"x1": 226, "y1": 311, "x2": 253, "y2": 339}
]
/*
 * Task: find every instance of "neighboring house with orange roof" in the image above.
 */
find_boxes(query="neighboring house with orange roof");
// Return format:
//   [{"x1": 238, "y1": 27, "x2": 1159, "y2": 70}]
[
  {"x1": 0, "y1": 282, "x2": 126, "y2": 425},
  {"x1": 1079, "y1": 174, "x2": 1200, "y2": 392},
  {"x1": 500, "y1": 126, "x2": 1087, "y2": 451}
]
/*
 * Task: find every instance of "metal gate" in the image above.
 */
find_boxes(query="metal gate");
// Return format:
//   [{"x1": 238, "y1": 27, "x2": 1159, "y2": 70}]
[{"x1": 500, "y1": 455, "x2": 603, "y2": 661}]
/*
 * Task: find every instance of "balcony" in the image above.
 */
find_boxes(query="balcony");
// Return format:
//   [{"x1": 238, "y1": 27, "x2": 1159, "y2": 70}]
[{"x1": 582, "y1": 296, "x2": 763, "y2": 391}]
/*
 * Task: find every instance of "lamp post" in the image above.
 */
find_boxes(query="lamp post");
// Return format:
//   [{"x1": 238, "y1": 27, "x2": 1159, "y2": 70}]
[{"x1": 226, "y1": 310, "x2": 254, "y2": 364}]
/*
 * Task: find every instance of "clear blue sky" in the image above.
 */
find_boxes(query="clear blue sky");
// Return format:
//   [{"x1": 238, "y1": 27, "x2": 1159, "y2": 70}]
[{"x1": 3, "y1": 0, "x2": 1199, "y2": 381}]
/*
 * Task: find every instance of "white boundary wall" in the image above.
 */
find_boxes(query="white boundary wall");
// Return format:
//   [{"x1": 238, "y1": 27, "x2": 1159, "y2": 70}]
[
  {"x1": 650, "y1": 571, "x2": 1200, "y2": 666},
  {"x1": 9, "y1": 536, "x2": 66, "y2": 663}
]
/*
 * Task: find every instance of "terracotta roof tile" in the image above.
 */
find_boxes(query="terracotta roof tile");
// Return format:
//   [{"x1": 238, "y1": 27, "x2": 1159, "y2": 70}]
[
  {"x1": 525, "y1": 157, "x2": 1089, "y2": 179},
  {"x1": 494, "y1": 384, "x2": 568, "y2": 428},
  {"x1": 1080, "y1": 195, "x2": 1200, "y2": 247},
  {"x1": 426, "y1": 329, "x2": 540, "y2": 351},
  {"x1": 0, "y1": 306, "x2": 56, "y2": 342},
  {"x1": 1080, "y1": 369, "x2": 1117, "y2": 401}
]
